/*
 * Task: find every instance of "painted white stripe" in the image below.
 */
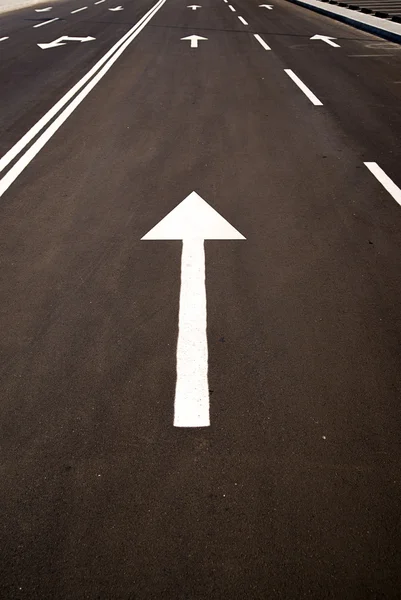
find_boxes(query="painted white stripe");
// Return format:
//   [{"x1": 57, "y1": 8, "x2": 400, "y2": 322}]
[
  {"x1": 33, "y1": 17, "x2": 59, "y2": 27},
  {"x1": 94, "y1": 0, "x2": 105, "y2": 3},
  {"x1": 284, "y1": 69, "x2": 323, "y2": 106},
  {"x1": 174, "y1": 239, "x2": 209, "y2": 427},
  {"x1": 0, "y1": 36, "x2": 9, "y2": 41},
  {"x1": 364, "y1": 162, "x2": 401, "y2": 206},
  {"x1": 228, "y1": 4, "x2": 236, "y2": 10},
  {"x1": 71, "y1": 6, "x2": 88, "y2": 12},
  {"x1": 0, "y1": 0, "x2": 166, "y2": 197},
  {"x1": 0, "y1": 0, "x2": 165, "y2": 179},
  {"x1": 253, "y1": 33, "x2": 271, "y2": 50},
  {"x1": 238, "y1": 15, "x2": 248, "y2": 24}
]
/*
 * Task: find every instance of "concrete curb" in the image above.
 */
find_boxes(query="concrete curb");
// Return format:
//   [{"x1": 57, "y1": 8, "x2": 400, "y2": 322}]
[{"x1": 287, "y1": 0, "x2": 401, "y2": 44}]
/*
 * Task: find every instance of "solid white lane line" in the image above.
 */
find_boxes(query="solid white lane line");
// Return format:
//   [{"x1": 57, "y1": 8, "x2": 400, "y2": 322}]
[
  {"x1": 0, "y1": 0, "x2": 166, "y2": 197},
  {"x1": 33, "y1": 17, "x2": 59, "y2": 27},
  {"x1": 284, "y1": 69, "x2": 323, "y2": 106},
  {"x1": 238, "y1": 15, "x2": 248, "y2": 24},
  {"x1": 0, "y1": 36, "x2": 9, "y2": 41},
  {"x1": 0, "y1": 0, "x2": 164, "y2": 177},
  {"x1": 228, "y1": 4, "x2": 236, "y2": 10},
  {"x1": 364, "y1": 162, "x2": 401, "y2": 206},
  {"x1": 253, "y1": 33, "x2": 271, "y2": 50},
  {"x1": 71, "y1": 6, "x2": 88, "y2": 12}
]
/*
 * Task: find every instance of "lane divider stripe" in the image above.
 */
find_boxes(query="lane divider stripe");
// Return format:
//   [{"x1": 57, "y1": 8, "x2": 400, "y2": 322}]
[
  {"x1": 284, "y1": 69, "x2": 323, "y2": 106},
  {"x1": 365, "y1": 162, "x2": 401, "y2": 206}
]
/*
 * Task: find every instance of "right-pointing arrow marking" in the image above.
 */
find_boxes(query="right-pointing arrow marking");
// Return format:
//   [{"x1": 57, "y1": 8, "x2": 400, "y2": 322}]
[
  {"x1": 310, "y1": 34, "x2": 340, "y2": 47},
  {"x1": 181, "y1": 34, "x2": 207, "y2": 48},
  {"x1": 38, "y1": 35, "x2": 95, "y2": 49},
  {"x1": 142, "y1": 191, "x2": 245, "y2": 428}
]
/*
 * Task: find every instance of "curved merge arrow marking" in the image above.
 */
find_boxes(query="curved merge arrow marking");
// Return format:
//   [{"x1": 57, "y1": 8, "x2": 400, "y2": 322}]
[
  {"x1": 142, "y1": 191, "x2": 245, "y2": 427},
  {"x1": 38, "y1": 35, "x2": 95, "y2": 49}
]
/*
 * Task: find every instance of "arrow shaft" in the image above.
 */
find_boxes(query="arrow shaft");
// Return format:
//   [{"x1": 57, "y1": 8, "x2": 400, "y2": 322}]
[
  {"x1": 191, "y1": 39, "x2": 197, "y2": 47},
  {"x1": 174, "y1": 239, "x2": 209, "y2": 427}
]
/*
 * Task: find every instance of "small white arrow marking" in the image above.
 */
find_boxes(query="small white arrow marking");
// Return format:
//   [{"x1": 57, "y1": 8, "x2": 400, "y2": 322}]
[
  {"x1": 181, "y1": 34, "x2": 207, "y2": 48},
  {"x1": 109, "y1": 5, "x2": 123, "y2": 10},
  {"x1": 187, "y1": 4, "x2": 201, "y2": 9},
  {"x1": 142, "y1": 192, "x2": 245, "y2": 427},
  {"x1": 37, "y1": 35, "x2": 95, "y2": 49},
  {"x1": 310, "y1": 34, "x2": 340, "y2": 47},
  {"x1": 35, "y1": 6, "x2": 52, "y2": 11},
  {"x1": 259, "y1": 4, "x2": 273, "y2": 8}
]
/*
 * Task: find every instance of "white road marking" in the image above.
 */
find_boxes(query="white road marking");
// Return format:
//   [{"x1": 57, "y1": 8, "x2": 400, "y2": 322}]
[
  {"x1": 94, "y1": 0, "x2": 105, "y2": 3},
  {"x1": 238, "y1": 16, "x2": 248, "y2": 24},
  {"x1": 284, "y1": 69, "x2": 323, "y2": 106},
  {"x1": 223, "y1": 0, "x2": 227, "y2": 3},
  {"x1": 0, "y1": 0, "x2": 166, "y2": 197},
  {"x1": 254, "y1": 33, "x2": 271, "y2": 50},
  {"x1": 310, "y1": 34, "x2": 340, "y2": 47},
  {"x1": 141, "y1": 192, "x2": 245, "y2": 428},
  {"x1": 228, "y1": 4, "x2": 236, "y2": 11},
  {"x1": 259, "y1": 4, "x2": 273, "y2": 8},
  {"x1": 0, "y1": 36, "x2": 9, "y2": 41},
  {"x1": 35, "y1": 6, "x2": 53, "y2": 11},
  {"x1": 71, "y1": 6, "x2": 88, "y2": 12},
  {"x1": 181, "y1": 34, "x2": 207, "y2": 48},
  {"x1": 38, "y1": 35, "x2": 95, "y2": 49},
  {"x1": 109, "y1": 5, "x2": 123, "y2": 9},
  {"x1": 33, "y1": 17, "x2": 59, "y2": 27},
  {"x1": 364, "y1": 162, "x2": 401, "y2": 206},
  {"x1": 187, "y1": 4, "x2": 201, "y2": 9}
]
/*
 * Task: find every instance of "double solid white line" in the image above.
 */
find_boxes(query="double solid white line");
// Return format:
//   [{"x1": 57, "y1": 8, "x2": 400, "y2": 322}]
[{"x1": 0, "y1": 0, "x2": 166, "y2": 198}]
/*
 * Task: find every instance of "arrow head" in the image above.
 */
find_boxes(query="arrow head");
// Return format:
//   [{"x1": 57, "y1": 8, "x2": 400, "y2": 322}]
[
  {"x1": 181, "y1": 35, "x2": 208, "y2": 41},
  {"x1": 81, "y1": 36, "x2": 96, "y2": 42},
  {"x1": 311, "y1": 34, "x2": 334, "y2": 40},
  {"x1": 141, "y1": 192, "x2": 245, "y2": 240}
]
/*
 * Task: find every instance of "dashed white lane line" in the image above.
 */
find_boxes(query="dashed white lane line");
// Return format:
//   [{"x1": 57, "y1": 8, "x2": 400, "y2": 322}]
[
  {"x1": 33, "y1": 17, "x2": 59, "y2": 27},
  {"x1": 94, "y1": 0, "x2": 106, "y2": 3},
  {"x1": 228, "y1": 4, "x2": 236, "y2": 11},
  {"x1": 0, "y1": 36, "x2": 9, "y2": 41},
  {"x1": 254, "y1": 33, "x2": 271, "y2": 50},
  {"x1": 364, "y1": 162, "x2": 401, "y2": 206},
  {"x1": 284, "y1": 69, "x2": 323, "y2": 106},
  {"x1": 238, "y1": 16, "x2": 248, "y2": 24},
  {"x1": 0, "y1": 0, "x2": 166, "y2": 197},
  {"x1": 71, "y1": 6, "x2": 88, "y2": 12}
]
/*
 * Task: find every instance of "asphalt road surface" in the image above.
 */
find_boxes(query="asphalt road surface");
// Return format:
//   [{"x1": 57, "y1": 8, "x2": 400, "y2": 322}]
[{"x1": 1, "y1": 0, "x2": 401, "y2": 597}]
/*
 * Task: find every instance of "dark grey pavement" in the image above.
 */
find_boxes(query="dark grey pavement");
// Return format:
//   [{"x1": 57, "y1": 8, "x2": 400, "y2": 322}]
[{"x1": 1, "y1": 0, "x2": 401, "y2": 597}]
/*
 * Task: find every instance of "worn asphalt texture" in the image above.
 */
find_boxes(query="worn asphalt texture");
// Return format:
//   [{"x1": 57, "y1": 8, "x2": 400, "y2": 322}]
[{"x1": 1, "y1": 0, "x2": 401, "y2": 597}]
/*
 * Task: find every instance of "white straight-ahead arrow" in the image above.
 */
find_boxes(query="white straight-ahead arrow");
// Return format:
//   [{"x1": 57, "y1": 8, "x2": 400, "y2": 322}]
[
  {"x1": 310, "y1": 34, "x2": 340, "y2": 47},
  {"x1": 187, "y1": 4, "x2": 201, "y2": 9},
  {"x1": 37, "y1": 35, "x2": 95, "y2": 49},
  {"x1": 181, "y1": 34, "x2": 207, "y2": 48},
  {"x1": 259, "y1": 4, "x2": 273, "y2": 9},
  {"x1": 142, "y1": 192, "x2": 245, "y2": 427}
]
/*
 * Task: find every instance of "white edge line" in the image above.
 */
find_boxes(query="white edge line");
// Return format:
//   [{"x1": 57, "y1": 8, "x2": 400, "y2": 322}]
[
  {"x1": 284, "y1": 69, "x2": 323, "y2": 106},
  {"x1": 253, "y1": 33, "x2": 271, "y2": 50},
  {"x1": 0, "y1": 0, "x2": 166, "y2": 197},
  {"x1": 364, "y1": 162, "x2": 401, "y2": 206},
  {"x1": 0, "y1": 0, "x2": 164, "y2": 175},
  {"x1": 71, "y1": 6, "x2": 88, "y2": 12},
  {"x1": 238, "y1": 16, "x2": 248, "y2": 25},
  {"x1": 33, "y1": 17, "x2": 59, "y2": 27}
]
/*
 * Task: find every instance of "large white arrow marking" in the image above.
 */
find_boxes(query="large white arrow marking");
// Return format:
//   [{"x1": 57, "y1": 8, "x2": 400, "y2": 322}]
[
  {"x1": 142, "y1": 192, "x2": 245, "y2": 427},
  {"x1": 109, "y1": 5, "x2": 124, "y2": 10},
  {"x1": 259, "y1": 4, "x2": 273, "y2": 9},
  {"x1": 187, "y1": 4, "x2": 201, "y2": 9},
  {"x1": 181, "y1": 34, "x2": 207, "y2": 48},
  {"x1": 38, "y1": 35, "x2": 95, "y2": 49},
  {"x1": 35, "y1": 6, "x2": 52, "y2": 11},
  {"x1": 310, "y1": 34, "x2": 340, "y2": 47}
]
